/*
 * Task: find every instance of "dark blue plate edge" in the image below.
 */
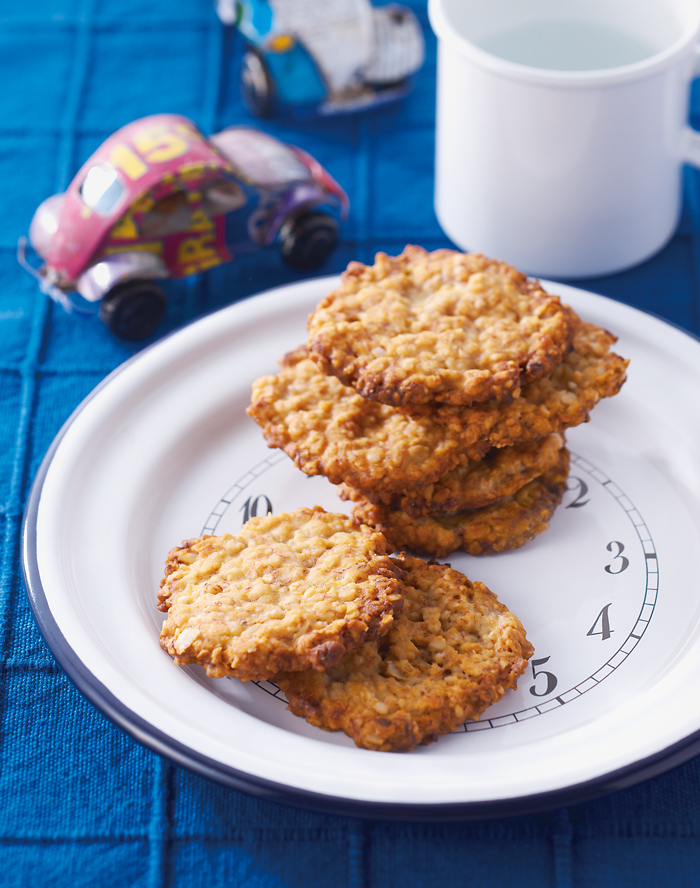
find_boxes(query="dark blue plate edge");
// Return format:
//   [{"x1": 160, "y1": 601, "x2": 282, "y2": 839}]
[{"x1": 19, "y1": 293, "x2": 700, "y2": 822}]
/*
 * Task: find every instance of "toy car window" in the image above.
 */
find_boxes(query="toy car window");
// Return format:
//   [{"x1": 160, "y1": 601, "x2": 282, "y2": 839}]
[
  {"x1": 202, "y1": 180, "x2": 247, "y2": 216},
  {"x1": 79, "y1": 166, "x2": 126, "y2": 216},
  {"x1": 140, "y1": 192, "x2": 193, "y2": 237},
  {"x1": 269, "y1": 0, "x2": 373, "y2": 93},
  {"x1": 210, "y1": 129, "x2": 309, "y2": 187}
]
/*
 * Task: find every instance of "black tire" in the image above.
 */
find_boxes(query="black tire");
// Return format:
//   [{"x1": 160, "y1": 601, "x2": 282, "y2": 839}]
[
  {"x1": 99, "y1": 280, "x2": 167, "y2": 340},
  {"x1": 241, "y1": 47, "x2": 275, "y2": 118},
  {"x1": 280, "y1": 212, "x2": 339, "y2": 271}
]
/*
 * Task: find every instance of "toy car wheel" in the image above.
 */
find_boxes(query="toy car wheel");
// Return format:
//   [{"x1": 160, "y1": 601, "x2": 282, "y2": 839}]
[
  {"x1": 241, "y1": 48, "x2": 275, "y2": 118},
  {"x1": 98, "y1": 280, "x2": 167, "y2": 340},
  {"x1": 280, "y1": 213, "x2": 339, "y2": 271}
]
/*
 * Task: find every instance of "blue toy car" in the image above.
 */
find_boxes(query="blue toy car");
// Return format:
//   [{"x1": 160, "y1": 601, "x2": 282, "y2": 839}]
[{"x1": 217, "y1": 0, "x2": 425, "y2": 117}]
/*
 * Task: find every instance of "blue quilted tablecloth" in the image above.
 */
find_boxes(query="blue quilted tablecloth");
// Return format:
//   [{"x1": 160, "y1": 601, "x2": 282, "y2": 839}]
[{"x1": 3, "y1": 1, "x2": 700, "y2": 885}]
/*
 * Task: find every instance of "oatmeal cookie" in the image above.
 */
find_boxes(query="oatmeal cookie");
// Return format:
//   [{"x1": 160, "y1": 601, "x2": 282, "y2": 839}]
[
  {"x1": 339, "y1": 433, "x2": 565, "y2": 517},
  {"x1": 306, "y1": 246, "x2": 576, "y2": 407},
  {"x1": 158, "y1": 507, "x2": 404, "y2": 681},
  {"x1": 277, "y1": 555, "x2": 534, "y2": 752},
  {"x1": 410, "y1": 320, "x2": 628, "y2": 451},
  {"x1": 246, "y1": 347, "x2": 489, "y2": 494},
  {"x1": 351, "y1": 450, "x2": 570, "y2": 559}
]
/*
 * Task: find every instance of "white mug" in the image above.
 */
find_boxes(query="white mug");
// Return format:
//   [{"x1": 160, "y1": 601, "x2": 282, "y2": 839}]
[{"x1": 429, "y1": 0, "x2": 700, "y2": 278}]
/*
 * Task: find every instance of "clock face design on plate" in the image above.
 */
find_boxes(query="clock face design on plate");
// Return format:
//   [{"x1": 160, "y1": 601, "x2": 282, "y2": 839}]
[
  {"x1": 199, "y1": 445, "x2": 658, "y2": 734},
  {"x1": 27, "y1": 278, "x2": 700, "y2": 809}
]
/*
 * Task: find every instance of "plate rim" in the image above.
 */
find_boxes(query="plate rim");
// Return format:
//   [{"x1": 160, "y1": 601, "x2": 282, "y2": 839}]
[{"x1": 20, "y1": 276, "x2": 700, "y2": 820}]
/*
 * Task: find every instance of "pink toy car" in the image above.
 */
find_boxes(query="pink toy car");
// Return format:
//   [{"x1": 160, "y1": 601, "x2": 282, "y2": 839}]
[{"x1": 19, "y1": 113, "x2": 348, "y2": 339}]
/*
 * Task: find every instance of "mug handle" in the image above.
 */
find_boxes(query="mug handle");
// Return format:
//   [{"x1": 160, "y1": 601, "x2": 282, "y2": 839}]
[{"x1": 681, "y1": 44, "x2": 700, "y2": 166}]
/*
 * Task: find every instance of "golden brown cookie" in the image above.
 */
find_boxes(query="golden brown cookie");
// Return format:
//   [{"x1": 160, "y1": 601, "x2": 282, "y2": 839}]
[
  {"x1": 158, "y1": 507, "x2": 404, "y2": 681},
  {"x1": 247, "y1": 320, "x2": 625, "y2": 495},
  {"x1": 246, "y1": 347, "x2": 489, "y2": 494},
  {"x1": 277, "y1": 555, "x2": 534, "y2": 752},
  {"x1": 306, "y1": 246, "x2": 576, "y2": 407},
  {"x1": 339, "y1": 433, "x2": 565, "y2": 518},
  {"x1": 409, "y1": 320, "x2": 628, "y2": 452},
  {"x1": 350, "y1": 450, "x2": 570, "y2": 558}
]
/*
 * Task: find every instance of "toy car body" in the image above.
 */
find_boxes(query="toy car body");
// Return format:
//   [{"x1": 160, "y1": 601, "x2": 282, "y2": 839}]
[
  {"x1": 19, "y1": 113, "x2": 348, "y2": 338},
  {"x1": 219, "y1": 0, "x2": 424, "y2": 117}
]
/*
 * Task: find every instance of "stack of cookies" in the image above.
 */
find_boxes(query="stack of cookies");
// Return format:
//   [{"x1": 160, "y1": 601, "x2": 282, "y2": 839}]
[
  {"x1": 159, "y1": 247, "x2": 629, "y2": 751},
  {"x1": 158, "y1": 506, "x2": 534, "y2": 751},
  {"x1": 247, "y1": 246, "x2": 629, "y2": 558}
]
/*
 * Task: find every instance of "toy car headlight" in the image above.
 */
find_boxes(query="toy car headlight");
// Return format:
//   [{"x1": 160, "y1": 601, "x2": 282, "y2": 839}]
[
  {"x1": 29, "y1": 193, "x2": 65, "y2": 259},
  {"x1": 268, "y1": 34, "x2": 295, "y2": 53}
]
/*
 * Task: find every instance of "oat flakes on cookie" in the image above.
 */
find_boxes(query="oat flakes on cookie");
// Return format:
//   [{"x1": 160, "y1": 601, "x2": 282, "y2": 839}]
[
  {"x1": 306, "y1": 245, "x2": 576, "y2": 408},
  {"x1": 158, "y1": 507, "x2": 404, "y2": 682},
  {"x1": 246, "y1": 347, "x2": 489, "y2": 494},
  {"x1": 339, "y1": 433, "x2": 565, "y2": 518},
  {"x1": 408, "y1": 320, "x2": 628, "y2": 452},
  {"x1": 276, "y1": 556, "x2": 534, "y2": 752},
  {"x1": 351, "y1": 449, "x2": 571, "y2": 559}
]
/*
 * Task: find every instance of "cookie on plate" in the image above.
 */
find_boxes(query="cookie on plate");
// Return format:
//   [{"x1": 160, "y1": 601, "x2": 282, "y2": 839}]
[
  {"x1": 158, "y1": 507, "x2": 404, "y2": 681},
  {"x1": 306, "y1": 245, "x2": 576, "y2": 408},
  {"x1": 339, "y1": 433, "x2": 565, "y2": 518},
  {"x1": 276, "y1": 555, "x2": 534, "y2": 752},
  {"x1": 247, "y1": 320, "x2": 625, "y2": 498},
  {"x1": 350, "y1": 450, "x2": 570, "y2": 559},
  {"x1": 246, "y1": 347, "x2": 490, "y2": 494},
  {"x1": 409, "y1": 320, "x2": 628, "y2": 452}
]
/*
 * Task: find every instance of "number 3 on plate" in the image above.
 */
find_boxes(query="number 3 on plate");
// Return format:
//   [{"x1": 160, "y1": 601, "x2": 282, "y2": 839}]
[{"x1": 605, "y1": 540, "x2": 629, "y2": 574}]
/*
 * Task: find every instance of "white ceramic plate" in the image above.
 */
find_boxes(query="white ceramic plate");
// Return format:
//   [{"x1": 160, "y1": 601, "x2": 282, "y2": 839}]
[{"x1": 22, "y1": 277, "x2": 700, "y2": 819}]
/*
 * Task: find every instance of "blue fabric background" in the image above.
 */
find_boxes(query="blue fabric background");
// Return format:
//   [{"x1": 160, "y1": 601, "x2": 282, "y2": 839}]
[{"x1": 2, "y1": 1, "x2": 700, "y2": 885}]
